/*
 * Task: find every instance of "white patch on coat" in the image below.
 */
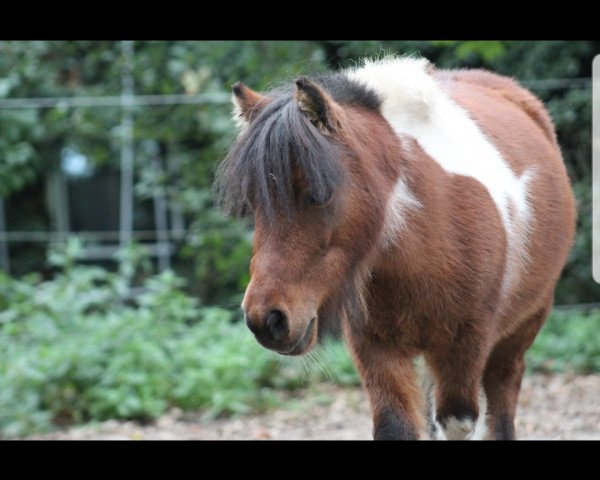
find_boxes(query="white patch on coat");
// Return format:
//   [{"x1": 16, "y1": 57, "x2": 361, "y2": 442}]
[
  {"x1": 433, "y1": 389, "x2": 488, "y2": 440},
  {"x1": 429, "y1": 391, "x2": 474, "y2": 441},
  {"x1": 380, "y1": 176, "x2": 422, "y2": 249},
  {"x1": 437, "y1": 417, "x2": 476, "y2": 440},
  {"x1": 348, "y1": 56, "x2": 534, "y2": 298},
  {"x1": 422, "y1": 353, "x2": 488, "y2": 441}
]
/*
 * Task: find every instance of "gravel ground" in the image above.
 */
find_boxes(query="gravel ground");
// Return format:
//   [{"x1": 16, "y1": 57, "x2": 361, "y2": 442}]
[{"x1": 28, "y1": 374, "x2": 600, "y2": 440}]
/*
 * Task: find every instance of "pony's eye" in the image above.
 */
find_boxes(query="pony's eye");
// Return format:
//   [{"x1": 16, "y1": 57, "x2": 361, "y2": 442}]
[
  {"x1": 304, "y1": 193, "x2": 331, "y2": 207},
  {"x1": 240, "y1": 201, "x2": 254, "y2": 217}
]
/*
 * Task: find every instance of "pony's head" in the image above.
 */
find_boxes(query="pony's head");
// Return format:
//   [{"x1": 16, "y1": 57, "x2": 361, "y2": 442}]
[{"x1": 216, "y1": 73, "x2": 401, "y2": 355}]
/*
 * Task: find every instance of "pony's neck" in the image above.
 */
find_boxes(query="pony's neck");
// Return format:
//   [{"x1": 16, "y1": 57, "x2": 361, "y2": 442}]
[{"x1": 340, "y1": 105, "x2": 445, "y2": 281}]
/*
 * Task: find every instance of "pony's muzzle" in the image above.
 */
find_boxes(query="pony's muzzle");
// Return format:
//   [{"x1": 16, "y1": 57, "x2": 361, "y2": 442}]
[
  {"x1": 244, "y1": 308, "x2": 291, "y2": 351},
  {"x1": 243, "y1": 305, "x2": 317, "y2": 355}
]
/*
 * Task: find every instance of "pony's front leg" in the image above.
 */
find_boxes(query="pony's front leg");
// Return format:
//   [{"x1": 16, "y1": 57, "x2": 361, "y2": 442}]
[
  {"x1": 347, "y1": 334, "x2": 425, "y2": 440},
  {"x1": 425, "y1": 322, "x2": 491, "y2": 440}
]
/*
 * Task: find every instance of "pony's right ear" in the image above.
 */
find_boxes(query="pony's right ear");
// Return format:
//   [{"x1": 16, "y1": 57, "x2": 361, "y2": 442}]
[
  {"x1": 294, "y1": 77, "x2": 342, "y2": 136},
  {"x1": 232, "y1": 82, "x2": 266, "y2": 127}
]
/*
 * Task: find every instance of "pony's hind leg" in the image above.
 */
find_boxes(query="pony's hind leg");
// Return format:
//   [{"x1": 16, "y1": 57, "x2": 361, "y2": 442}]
[
  {"x1": 426, "y1": 321, "x2": 491, "y2": 440},
  {"x1": 483, "y1": 300, "x2": 552, "y2": 440}
]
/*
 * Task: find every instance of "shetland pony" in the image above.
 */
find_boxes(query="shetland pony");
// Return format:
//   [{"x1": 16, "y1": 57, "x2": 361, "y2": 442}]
[{"x1": 216, "y1": 57, "x2": 576, "y2": 440}]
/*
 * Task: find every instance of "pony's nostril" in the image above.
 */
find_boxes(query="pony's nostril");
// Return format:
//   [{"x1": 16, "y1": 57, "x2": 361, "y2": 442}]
[
  {"x1": 266, "y1": 309, "x2": 288, "y2": 341},
  {"x1": 244, "y1": 313, "x2": 262, "y2": 335}
]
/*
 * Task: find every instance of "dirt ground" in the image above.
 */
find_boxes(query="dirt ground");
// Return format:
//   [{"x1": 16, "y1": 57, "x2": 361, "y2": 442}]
[{"x1": 28, "y1": 374, "x2": 600, "y2": 440}]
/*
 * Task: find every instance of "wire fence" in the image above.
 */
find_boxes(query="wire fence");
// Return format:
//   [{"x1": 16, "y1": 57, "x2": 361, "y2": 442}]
[
  {"x1": 0, "y1": 78, "x2": 591, "y2": 112},
  {"x1": 0, "y1": 75, "x2": 591, "y2": 243},
  {"x1": 0, "y1": 64, "x2": 594, "y2": 312},
  {"x1": 0, "y1": 228, "x2": 247, "y2": 242},
  {"x1": 0, "y1": 92, "x2": 230, "y2": 110}
]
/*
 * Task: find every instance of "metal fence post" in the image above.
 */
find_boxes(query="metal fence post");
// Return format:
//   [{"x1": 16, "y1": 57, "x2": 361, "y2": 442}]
[
  {"x1": 0, "y1": 198, "x2": 9, "y2": 273},
  {"x1": 119, "y1": 40, "x2": 135, "y2": 248}
]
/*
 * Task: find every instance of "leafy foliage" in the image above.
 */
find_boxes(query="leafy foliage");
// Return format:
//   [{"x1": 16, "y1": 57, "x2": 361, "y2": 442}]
[
  {"x1": 0, "y1": 241, "x2": 273, "y2": 437},
  {"x1": 0, "y1": 239, "x2": 598, "y2": 438},
  {"x1": 527, "y1": 309, "x2": 600, "y2": 374},
  {"x1": 2, "y1": 41, "x2": 598, "y2": 304},
  {"x1": 0, "y1": 240, "x2": 358, "y2": 438}
]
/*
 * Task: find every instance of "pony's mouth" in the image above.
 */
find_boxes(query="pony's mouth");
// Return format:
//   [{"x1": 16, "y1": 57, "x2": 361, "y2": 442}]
[{"x1": 278, "y1": 317, "x2": 317, "y2": 356}]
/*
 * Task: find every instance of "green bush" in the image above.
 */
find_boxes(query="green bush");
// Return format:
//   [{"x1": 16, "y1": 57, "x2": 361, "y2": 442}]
[
  {"x1": 0, "y1": 239, "x2": 361, "y2": 438},
  {"x1": 0, "y1": 241, "x2": 279, "y2": 437},
  {"x1": 1, "y1": 239, "x2": 598, "y2": 438},
  {"x1": 527, "y1": 309, "x2": 600, "y2": 374}
]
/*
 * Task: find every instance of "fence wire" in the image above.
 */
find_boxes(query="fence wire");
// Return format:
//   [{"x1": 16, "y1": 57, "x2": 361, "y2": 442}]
[{"x1": 0, "y1": 73, "x2": 594, "y2": 312}]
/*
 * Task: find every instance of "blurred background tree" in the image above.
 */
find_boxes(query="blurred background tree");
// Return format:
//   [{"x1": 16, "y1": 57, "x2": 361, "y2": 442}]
[{"x1": 1, "y1": 40, "x2": 598, "y2": 305}]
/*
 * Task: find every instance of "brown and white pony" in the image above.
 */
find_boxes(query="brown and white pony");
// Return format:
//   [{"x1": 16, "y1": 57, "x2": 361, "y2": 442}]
[{"x1": 216, "y1": 57, "x2": 576, "y2": 440}]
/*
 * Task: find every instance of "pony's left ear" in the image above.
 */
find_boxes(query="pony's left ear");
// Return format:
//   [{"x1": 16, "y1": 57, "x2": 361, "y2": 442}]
[
  {"x1": 295, "y1": 77, "x2": 341, "y2": 135},
  {"x1": 232, "y1": 82, "x2": 266, "y2": 127}
]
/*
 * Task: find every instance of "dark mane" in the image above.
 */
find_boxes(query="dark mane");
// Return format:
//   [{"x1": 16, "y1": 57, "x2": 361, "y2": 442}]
[
  {"x1": 315, "y1": 72, "x2": 381, "y2": 111},
  {"x1": 215, "y1": 72, "x2": 381, "y2": 218}
]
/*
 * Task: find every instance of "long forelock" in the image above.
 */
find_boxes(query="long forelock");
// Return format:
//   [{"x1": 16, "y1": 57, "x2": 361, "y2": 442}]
[
  {"x1": 216, "y1": 69, "x2": 383, "y2": 218},
  {"x1": 216, "y1": 92, "x2": 344, "y2": 218}
]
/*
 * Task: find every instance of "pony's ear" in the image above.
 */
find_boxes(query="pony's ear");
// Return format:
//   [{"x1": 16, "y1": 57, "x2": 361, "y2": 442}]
[
  {"x1": 232, "y1": 82, "x2": 266, "y2": 127},
  {"x1": 294, "y1": 77, "x2": 340, "y2": 135}
]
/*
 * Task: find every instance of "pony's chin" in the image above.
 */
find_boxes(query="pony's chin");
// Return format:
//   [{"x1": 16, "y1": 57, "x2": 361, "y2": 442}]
[{"x1": 277, "y1": 317, "x2": 317, "y2": 356}]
